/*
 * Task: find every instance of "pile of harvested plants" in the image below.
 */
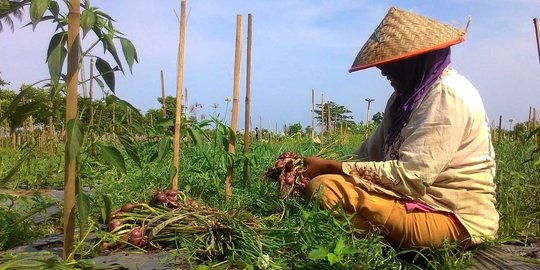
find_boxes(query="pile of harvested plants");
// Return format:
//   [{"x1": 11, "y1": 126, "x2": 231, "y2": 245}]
[
  {"x1": 101, "y1": 190, "x2": 265, "y2": 261},
  {"x1": 265, "y1": 151, "x2": 309, "y2": 199}
]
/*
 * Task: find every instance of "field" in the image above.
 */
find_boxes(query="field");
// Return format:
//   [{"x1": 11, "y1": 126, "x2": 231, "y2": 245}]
[
  {"x1": 0, "y1": 120, "x2": 538, "y2": 269},
  {"x1": 1, "y1": 1, "x2": 539, "y2": 269}
]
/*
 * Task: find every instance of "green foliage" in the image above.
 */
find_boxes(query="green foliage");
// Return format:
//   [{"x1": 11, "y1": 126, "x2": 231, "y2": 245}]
[
  {"x1": 0, "y1": 193, "x2": 54, "y2": 250},
  {"x1": 314, "y1": 101, "x2": 355, "y2": 131}
]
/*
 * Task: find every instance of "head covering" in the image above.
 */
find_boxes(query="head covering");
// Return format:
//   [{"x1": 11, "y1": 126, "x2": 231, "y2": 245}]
[
  {"x1": 383, "y1": 48, "x2": 451, "y2": 148},
  {"x1": 349, "y1": 7, "x2": 465, "y2": 72}
]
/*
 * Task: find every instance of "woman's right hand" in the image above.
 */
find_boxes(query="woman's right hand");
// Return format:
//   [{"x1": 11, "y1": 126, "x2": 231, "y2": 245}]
[{"x1": 303, "y1": 156, "x2": 343, "y2": 179}]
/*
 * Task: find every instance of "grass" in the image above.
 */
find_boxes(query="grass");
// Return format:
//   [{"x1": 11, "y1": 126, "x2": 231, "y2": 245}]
[{"x1": 0, "y1": 128, "x2": 538, "y2": 269}]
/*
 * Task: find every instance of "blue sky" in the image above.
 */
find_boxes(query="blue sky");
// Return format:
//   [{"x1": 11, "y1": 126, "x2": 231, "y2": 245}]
[{"x1": 1, "y1": 0, "x2": 539, "y2": 131}]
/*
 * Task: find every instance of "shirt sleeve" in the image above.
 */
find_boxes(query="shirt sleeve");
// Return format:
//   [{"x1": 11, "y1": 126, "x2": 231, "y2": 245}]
[{"x1": 343, "y1": 83, "x2": 468, "y2": 199}]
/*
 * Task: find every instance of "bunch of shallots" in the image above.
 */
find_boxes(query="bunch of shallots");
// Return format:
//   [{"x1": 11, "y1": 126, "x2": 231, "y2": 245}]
[{"x1": 265, "y1": 151, "x2": 310, "y2": 199}]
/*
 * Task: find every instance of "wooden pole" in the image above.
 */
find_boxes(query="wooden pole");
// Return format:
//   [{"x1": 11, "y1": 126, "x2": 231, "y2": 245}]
[
  {"x1": 327, "y1": 103, "x2": 331, "y2": 135},
  {"x1": 497, "y1": 115, "x2": 502, "y2": 143},
  {"x1": 160, "y1": 70, "x2": 167, "y2": 118},
  {"x1": 63, "y1": 0, "x2": 80, "y2": 260},
  {"x1": 365, "y1": 98, "x2": 374, "y2": 139},
  {"x1": 172, "y1": 0, "x2": 187, "y2": 191},
  {"x1": 311, "y1": 89, "x2": 315, "y2": 139},
  {"x1": 89, "y1": 58, "x2": 94, "y2": 125},
  {"x1": 533, "y1": 18, "x2": 540, "y2": 65},
  {"x1": 320, "y1": 94, "x2": 324, "y2": 140},
  {"x1": 242, "y1": 13, "x2": 253, "y2": 186},
  {"x1": 48, "y1": 100, "x2": 54, "y2": 155},
  {"x1": 528, "y1": 106, "x2": 532, "y2": 131},
  {"x1": 225, "y1": 14, "x2": 242, "y2": 202}
]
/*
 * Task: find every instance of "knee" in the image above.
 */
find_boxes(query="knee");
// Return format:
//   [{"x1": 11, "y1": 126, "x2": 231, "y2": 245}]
[{"x1": 305, "y1": 175, "x2": 326, "y2": 201}]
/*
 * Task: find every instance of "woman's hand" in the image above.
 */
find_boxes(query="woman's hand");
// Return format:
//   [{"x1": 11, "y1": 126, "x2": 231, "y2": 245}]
[{"x1": 303, "y1": 156, "x2": 343, "y2": 179}]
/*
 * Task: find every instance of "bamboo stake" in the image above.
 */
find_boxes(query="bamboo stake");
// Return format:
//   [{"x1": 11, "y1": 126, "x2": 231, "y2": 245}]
[
  {"x1": 80, "y1": 57, "x2": 87, "y2": 98},
  {"x1": 242, "y1": 13, "x2": 253, "y2": 186},
  {"x1": 533, "y1": 18, "x2": 540, "y2": 64},
  {"x1": 63, "y1": 0, "x2": 80, "y2": 260},
  {"x1": 48, "y1": 99, "x2": 54, "y2": 155},
  {"x1": 225, "y1": 14, "x2": 242, "y2": 202},
  {"x1": 161, "y1": 70, "x2": 167, "y2": 118},
  {"x1": 327, "y1": 103, "x2": 331, "y2": 135},
  {"x1": 497, "y1": 115, "x2": 502, "y2": 143},
  {"x1": 528, "y1": 106, "x2": 532, "y2": 131},
  {"x1": 112, "y1": 103, "x2": 116, "y2": 140},
  {"x1": 89, "y1": 58, "x2": 94, "y2": 125},
  {"x1": 311, "y1": 89, "x2": 314, "y2": 139},
  {"x1": 320, "y1": 94, "x2": 324, "y2": 141},
  {"x1": 172, "y1": 0, "x2": 187, "y2": 191}
]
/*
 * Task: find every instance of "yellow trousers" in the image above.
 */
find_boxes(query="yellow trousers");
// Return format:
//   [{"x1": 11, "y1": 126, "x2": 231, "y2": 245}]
[{"x1": 306, "y1": 174, "x2": 470, "y2": 248}]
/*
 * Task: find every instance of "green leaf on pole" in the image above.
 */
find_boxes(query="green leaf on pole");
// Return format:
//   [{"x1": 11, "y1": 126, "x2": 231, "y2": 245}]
[
  {"x1": 9, "y1": 101, "x2": 41, "y2": 132},
  {"x1": 48, "y1": 0, "x2": 59, "y2": 18},
  {"x1": 102, "y1": 35, "x2": 124, "y2": 73},
  {"x1": 118, "y1": 131, "x2": 142, "y2": 169},
  {"x1": 0, "y1": 153, "x2": 31, "y2": 185},
  {"x1": 29, "y1": 0, "x2": 50, "y2": 29},
  {"x1": 100, "y1": 145, "x2": 126, "y2": 174},
  {"x1": 94, "y1": 77, "x2": 105, "y2": 90},
  {"x1": 157, "y1": 136, "x2": 171, "y2": 163},
  {"x1": 66, "y1": 119, "x2": 83, "y2": 161},
  {"x1": 46, "y1": 32, "x2": 67, "y2": 85},
  {"x1": 80, "y1": 9, "x2": 96, "y2": 38},
  {"x1": 100, "y1": 194, "x2": 112, "y2": 225},
  {"x1": 108, "y1": 95, "x2": 142, "y2": 119},
  {"x1": 76, "y1": 192, "x2": 90, "y2": 228},
  {"x1": 119, "y1": 37, "x2": 137, "y2": 74},
  {"x1": 95, "y1": 57, "x2": 115, "y2": 93}
]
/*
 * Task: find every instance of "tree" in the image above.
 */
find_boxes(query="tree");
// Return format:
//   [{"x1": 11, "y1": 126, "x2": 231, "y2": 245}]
[
  {"x1": 0, "y1": 0, "x2": 26, "y2": 32},
  {"x1": 313, "y1": 101, "x2": 355, "y2": 132},
  {"x1": 372, "y1": 112, "x2": 384, "y2": 125},
  {"x1": 289, "y1": 122, "x2": 302, "y2": 135},
  {"x1": 0, "y1": 72, "x2": 9, "y2": 87}
]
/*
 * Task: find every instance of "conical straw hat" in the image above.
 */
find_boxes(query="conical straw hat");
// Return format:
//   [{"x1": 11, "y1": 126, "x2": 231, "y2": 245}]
[{"x1": 349, "y1": 7, "x2": 466, "y2": 72}]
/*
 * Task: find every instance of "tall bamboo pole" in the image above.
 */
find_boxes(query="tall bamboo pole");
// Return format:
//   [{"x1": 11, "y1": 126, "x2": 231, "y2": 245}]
[
  {"x1": 320, "y1": 94, "x2": 324, "y2": 140},
  {"x1": 63, "y1": 0, "x2": 80, "y2": 260},
  {"x1": 242, "y1": 14, "x2": 253, "y2": 186},
  {"x1": 48, "y1": 99, "x2": 54, "y2": 155},
  {"x1": 529, "y1": 106, "x2": 533, "y2": 131},
  {"x1": 172, "y1": 0, "x2": 187, "y2": 191},
  {"x1": 160, "y1": 70, "x2": 167, "y2": 118},
  {"x1": 497, "y1": 115, "x2": 502, "y2": 143},
  {"x1": 311, "y1": 89, "x2": 315, "y2": 139},
  {"x1": 89, "y1": 58, "x2": 94, "y2": 125},
  {"x1": 533, "y1": 18, "x2": 540, "y2": 64},
  {"x1": 327, "y1": 104, "x2": 331, "y2": 134},
  {"x1": 225, "y1": 14, "x2": 242, "y2": 202},
  {"x1": 365, "y1": 98, "x2": 374, "y2": 139}
]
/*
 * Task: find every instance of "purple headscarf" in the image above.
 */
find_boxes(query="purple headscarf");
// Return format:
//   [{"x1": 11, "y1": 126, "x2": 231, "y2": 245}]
[{"x1": 378, "y1": 48, "x2": 451, "y2": 148}]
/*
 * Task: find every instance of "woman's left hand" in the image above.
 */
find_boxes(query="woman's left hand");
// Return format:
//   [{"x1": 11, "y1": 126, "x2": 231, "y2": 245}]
[{"x1": 303, "y1": 156, "x2": 343, "y2": 179}]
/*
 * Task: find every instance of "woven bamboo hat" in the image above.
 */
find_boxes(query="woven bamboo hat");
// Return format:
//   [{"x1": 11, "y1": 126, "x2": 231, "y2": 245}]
[{"x1": 349, "y1": 7, "x2": 466, "y2": 72}]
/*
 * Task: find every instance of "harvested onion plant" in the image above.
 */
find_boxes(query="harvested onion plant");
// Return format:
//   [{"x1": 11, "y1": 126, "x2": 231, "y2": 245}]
[
  {"x1": 101, "y1": 190, "x2": 264, "y2": 261},
  {"x1": 265, "y1": 151, "x2": 309, "y2": 199}
]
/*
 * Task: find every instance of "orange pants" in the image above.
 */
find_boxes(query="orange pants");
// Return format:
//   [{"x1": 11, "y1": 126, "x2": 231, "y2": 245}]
[{"x1": 306, "y1": 174, "x2": 470, "y2": 248}]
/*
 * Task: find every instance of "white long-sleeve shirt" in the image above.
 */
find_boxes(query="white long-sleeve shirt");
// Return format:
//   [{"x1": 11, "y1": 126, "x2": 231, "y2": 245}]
[{"x1": 344, "y1": 68, "x2": 498, "y2": 244}]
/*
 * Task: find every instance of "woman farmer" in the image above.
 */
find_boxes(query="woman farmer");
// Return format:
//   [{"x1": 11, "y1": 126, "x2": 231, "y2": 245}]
[{"x1": 303, "y1": 7, "x2": 498, "y2": 248}]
